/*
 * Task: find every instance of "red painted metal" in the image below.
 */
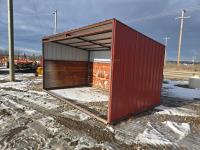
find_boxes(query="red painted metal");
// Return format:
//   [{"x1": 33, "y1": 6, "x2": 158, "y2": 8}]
[
  {"x1": 108, "y1": 20, "x2": 165, "y2": 123},
  {"x1": 43, "y1": 19, "x2": 165, "y2": 124}
]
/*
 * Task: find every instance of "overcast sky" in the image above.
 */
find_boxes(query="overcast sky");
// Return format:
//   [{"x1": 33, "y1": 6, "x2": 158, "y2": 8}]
[{"x1": 0, "y1": 0, "x2": 200, "y2": 60}]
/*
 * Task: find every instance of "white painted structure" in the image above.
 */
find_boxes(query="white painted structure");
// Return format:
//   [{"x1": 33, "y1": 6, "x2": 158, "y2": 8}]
[
  {"x1": 44, "y1": 42, "x2": 111, "y2": 62},
  {"x1": 189, "y1": 76, "x2": 200, "y2": 89}
]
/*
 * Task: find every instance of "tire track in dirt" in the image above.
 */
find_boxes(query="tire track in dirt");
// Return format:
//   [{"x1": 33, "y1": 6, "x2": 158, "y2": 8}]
[{"x1": 0, "y1": 90, "x2": 154, "y2": 149}]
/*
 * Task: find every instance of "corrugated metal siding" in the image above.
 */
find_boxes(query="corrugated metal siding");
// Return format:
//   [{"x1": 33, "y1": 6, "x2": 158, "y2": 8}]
[
  {"x1": 89, "y1": 51, "x2": 111, "y2": 62},
  {"x1": 44, "y1": 42, "x2": 88, "y2": 61},
  {"x1": 108, "y1": 20, "x2": 165, "y2": 123}
]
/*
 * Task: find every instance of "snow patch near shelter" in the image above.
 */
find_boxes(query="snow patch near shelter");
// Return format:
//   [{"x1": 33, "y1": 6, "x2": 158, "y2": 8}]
[
  {"x1": 50, "y1": 87, "x2": 108, "y2": 103},
  {"x1": 155, "y1": 105, "x2": 199, "y2": 117},
  {"x1": 163, "y1": 80, "x2": 200, "y2": 100},
  {"x1": 61, "y1": 110, "x2": 90, "y2": 121},
  {"x1": 162, "y1": 121, "x2": 190, "y2": 140},
  {"x1": 135, "y1": 122, "x2": 172, "y2": 145}
]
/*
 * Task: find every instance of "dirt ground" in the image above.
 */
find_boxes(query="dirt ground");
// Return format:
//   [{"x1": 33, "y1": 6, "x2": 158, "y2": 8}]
[
  {"x1": 1, "y1": 68, "x2": 200, "y2": 149},
  {"x1": 164, "y1": 63, "x2": 200, "y2": 72}
]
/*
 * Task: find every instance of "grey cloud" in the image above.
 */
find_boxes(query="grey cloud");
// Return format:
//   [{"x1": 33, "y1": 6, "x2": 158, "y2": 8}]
[{"x1": 0, "y1": 0, "x2": 199, "y2": 60}]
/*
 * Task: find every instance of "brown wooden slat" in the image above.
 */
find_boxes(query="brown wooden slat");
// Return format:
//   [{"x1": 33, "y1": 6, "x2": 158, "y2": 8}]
[{"x1": 44, "y1": 60, "x2": 88, "y2": 89}]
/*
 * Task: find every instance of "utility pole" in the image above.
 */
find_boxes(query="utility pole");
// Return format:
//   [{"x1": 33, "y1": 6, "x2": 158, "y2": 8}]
[
  {"x1": 163, "y1": 37, "x2": 170, "y2": 65},
  {"x1": 192, "y1": 56, "x2": 196, "y2": 65},
  {"x1": 53, "y1": 9, "x2": 57, "y2": 34},
  {"x1": 176, "y1": 9, "x2": 190, "y2": 66},
  {"x1": 8, "y1": 0, "x2": 15, "y2": 81}
]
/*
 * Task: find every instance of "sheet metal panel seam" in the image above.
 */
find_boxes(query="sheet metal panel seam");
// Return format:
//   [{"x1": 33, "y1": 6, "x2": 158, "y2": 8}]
[{"x1": 108, "y1": 19, "x2": 116, "y2": 123}]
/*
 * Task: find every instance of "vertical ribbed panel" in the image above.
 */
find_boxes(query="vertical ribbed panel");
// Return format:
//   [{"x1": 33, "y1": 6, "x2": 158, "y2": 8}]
[
  {"x1": 44, "y1": 42, "x2": 88, "y2": 61},
  {"x1": 108, "y1": 20, "x2": 165, "y2": 123},
  {"x1": 89, "y1": 51, "x2": 111, "y2": 63}
]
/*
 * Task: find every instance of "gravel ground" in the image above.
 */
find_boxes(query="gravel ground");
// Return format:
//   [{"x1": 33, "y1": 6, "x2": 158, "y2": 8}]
[{"x1": 1, "y1": 69, "x2": 200, "y2": 149}]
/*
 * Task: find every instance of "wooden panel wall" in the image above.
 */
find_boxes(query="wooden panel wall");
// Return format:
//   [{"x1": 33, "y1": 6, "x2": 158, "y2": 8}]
[
  {"x1": 88, "y1": 62, "x2": 110, "y2": 90},
  {"x1": 44, "y1": 60, "x2": 88, "y2": 89}
]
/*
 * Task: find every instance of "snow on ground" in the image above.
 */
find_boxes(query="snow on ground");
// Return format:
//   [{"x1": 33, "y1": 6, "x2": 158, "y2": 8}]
[
  {"x1": 0, "y1": 72, "x2": 34, "y2": 81},
  {"x1": 135, "y1": 121, "x2": 190, "y2": 145},
  {"x1": 162, "y1": 121, "x2": 190, "y2": 140},
  {"x1": 0, "y1": 72, "x2": 119, "y2": 149},
  {"x1": 1, "y1": 70, "x2": 200, "y2": 149},
  {"x1": 135, "y1": 122, "x2": 172, "y2": 145},
  {"x1": 0, "y1": 72, "x2": 40, "y2": 91},
  {"x1": 51, "y1": 87, "x2": 109, "y2": 103},
  {"x1": 114, "y1": 119, "x2": 191, "y2": 146},
  {"x1": 61, "y1": 110, "x2": 90, "y2": 121},
  {"x1": 155, "y1": 105, "x2": 199, "y2": 117},
  {"x1": 163, "y1": 80, "x2": 200, "y2": 100}
]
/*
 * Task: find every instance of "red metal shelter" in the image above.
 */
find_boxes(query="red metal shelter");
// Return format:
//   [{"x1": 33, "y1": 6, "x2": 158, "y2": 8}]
[{"x1": 42, "y1": 19, "x2": 165, "y2": 124}]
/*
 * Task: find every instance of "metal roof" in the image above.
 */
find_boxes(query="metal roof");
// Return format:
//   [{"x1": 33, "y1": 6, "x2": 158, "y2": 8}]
[{"x1": 43, "y1": 19, "x2": 114, "y2": 51}]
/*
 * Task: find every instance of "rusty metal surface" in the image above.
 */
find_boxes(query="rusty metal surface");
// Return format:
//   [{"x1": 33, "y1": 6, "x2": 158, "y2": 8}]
[
  {"x1": 88, "y1": 62, "x2": 110, "y2": 89},
  {"x1": 108, "y1": 20, "x2": 165, "y2": 123}
]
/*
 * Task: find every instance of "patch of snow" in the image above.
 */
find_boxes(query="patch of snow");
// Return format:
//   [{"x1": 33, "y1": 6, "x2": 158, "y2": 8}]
[
  {"x1": 33, "y1": 78, "x2": 42, "y2": 83},
  {"x1": 163, "y1": 121, "x2": 190, "y2": 140},
  {"x1": 25, "y1": 110, "x2": 36, "y2": 116},
  {"x1": 0, "y1": 81, "x2": 30, "y2": 90},
  {"x1": 1, "y1": 89, "x2": 60, "y2": 110},
  {"x1": 25, "y1": 98, "x2": 60, "y2": 110},
  {"x1": 135, "y1": 122, "x2": 172, "y2": 145},
  {"x1": 163, "y1": 80, "x2": 200, "y2": 100},
  {"x1": 0, "y1": 119, "x2": 4, "y2": 125},
  {"x1": 114, "y1": 120, "x2": 146, "y2": 145},
  {"x1": 106, "y1": 126, "x2": 115, "y2": 133},
  {"x1": 74, "y1": 136, "x2": 96, "y2": 150},
  {"x1": 37, "y1": 116, "x2": 59, "y2": 134},
  {"x1": 61, "y1": 110, "x2": 90, "y2": 121},
  {"x1": 97, "y1": 142, "x2": 117, "y2": 150},
  {"x1": 0, "y1": 103, "x2": 9, "y2": 110},
  {"x1": 6, "y1": 99, "x2": 24, "y2": 109},
  {"x1": 155, "y1": 105, "x2": 199, "y2": 117},
  {"x1": 50, "y1": 87, "x2": 108, "y2": 103},
  {"x1": 0, "y1": 73, "x2": 34, "y2": 81},
  {"x1": 28, "y1": 90, "x2": 47, "y2": 95}
]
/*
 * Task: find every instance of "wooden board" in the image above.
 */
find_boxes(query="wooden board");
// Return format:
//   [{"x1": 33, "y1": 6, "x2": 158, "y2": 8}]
[{"x1": 44, "y1": 60, "x2": 88, "y2": 89}]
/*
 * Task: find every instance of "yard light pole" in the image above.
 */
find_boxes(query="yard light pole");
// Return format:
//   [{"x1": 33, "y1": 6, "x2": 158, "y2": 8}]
[
  {"x1": 163, "y1": 37, "x2": 170, "y2": 65},
  {"x1": 53, "y1": 9, "x2": 57, "y2": 34},
  {"x1": 8, "y1": 0, "x2": 15, "y2": 81},
  {"x1": 192, "y1": 56, "x2": 196, "y2": 65},
  {"x1": 176, "y1": 9, "x2": 190, "y2": 66}
]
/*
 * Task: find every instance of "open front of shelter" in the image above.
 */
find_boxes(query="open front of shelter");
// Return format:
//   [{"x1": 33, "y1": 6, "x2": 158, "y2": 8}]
[{"x1": 42, "y1": 19, "x2": 165, "y2": 124}]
